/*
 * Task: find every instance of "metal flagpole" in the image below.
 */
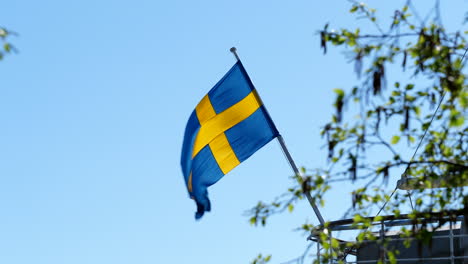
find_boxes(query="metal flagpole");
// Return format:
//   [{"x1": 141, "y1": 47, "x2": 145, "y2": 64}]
[
  {"x1": 276, "y1": 135, "x2": 325, "y2": 225},
  {"x1": 230, "y1": 47, "x2": 325, "y2": 225}
]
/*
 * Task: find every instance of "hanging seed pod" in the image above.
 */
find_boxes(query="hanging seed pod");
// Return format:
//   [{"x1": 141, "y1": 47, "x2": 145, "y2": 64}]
[{"x1": 402, "y1": 50, "x2": 407, "y2": 70}]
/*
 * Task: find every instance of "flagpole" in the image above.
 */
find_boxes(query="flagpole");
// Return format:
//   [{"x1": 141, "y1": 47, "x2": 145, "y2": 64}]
[
  {"x1": 276, "y1": 135, "x2": 325, "y2": 225},
  {"x1": 230, "y1": 47, "x2": 241, "y2": 61},
  {"x1": 230, "y1": 47, "x2": 325, "y2": 226}
]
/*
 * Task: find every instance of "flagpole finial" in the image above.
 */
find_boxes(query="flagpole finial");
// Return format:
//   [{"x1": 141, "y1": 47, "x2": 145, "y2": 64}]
[{"x1": 230, "y1": 47, "x2": 240, "y2": 61}]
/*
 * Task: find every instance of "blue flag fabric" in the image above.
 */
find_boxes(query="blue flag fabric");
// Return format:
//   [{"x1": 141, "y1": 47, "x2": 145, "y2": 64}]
[{"x1": 181, "y1": 61, "x2": 279, "y2": 219}]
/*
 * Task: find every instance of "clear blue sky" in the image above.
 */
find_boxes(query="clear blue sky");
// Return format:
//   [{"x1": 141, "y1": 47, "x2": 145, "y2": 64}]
[{"x1": 0, "y1": 1, "x2": 466, "y2": 263}]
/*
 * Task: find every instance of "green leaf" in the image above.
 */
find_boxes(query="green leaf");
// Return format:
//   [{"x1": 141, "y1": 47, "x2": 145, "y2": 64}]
[
  {"x1": 450, "y1": 115, "x2": 465, "y2": 127},
  {"x1": 391, "y1": 135, "x2": 400, "y2": 144},
  {"x1": 288, "y1": 204, "x2": 294, "y2": 213},
  {"x1": 459, "y1": 91, "x2": 468, "y2": 108},
  {"x1": 449, "y1": 109, "x2": 465, "y2": 127},
  {"x1": 333, "y1": 88, "x2": 345, "y2": 97},
  {"x1": 413, "y1": 106, "x2": 421, "y2": 116},
  {"x1": 391, "y1": 90, "x2": 401, "y2": 96},
  {"x1": 353, "y1": 214, "x2": 363, "y2": 223},
  {"x1": 331, "y1": 238, "x2": 339, "y2": 248},
  {"x1": 454, "y1": 58, "x2": 462, "y2": 69},
  {"x1": 350, "y1": 5, "x2": 358, "y2": 13},
  {"x1": 405, "y1": 95, "x2": 416, "y2": 102},
  {"x1": 4, "y1": 43, "x2": 11, "y2": 53},
  {"x1": 332, "y1": 114, "x2": 338, "y2": 123},
  {"x1": 388, "y1": 251, "x2": 397, "y2": 264},
  {"x1": 416, "y1": 198, "x2": 423, "y2": 206}
]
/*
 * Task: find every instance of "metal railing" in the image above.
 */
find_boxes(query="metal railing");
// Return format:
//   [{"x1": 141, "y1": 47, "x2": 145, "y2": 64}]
[{"x1": 308, "y1": 211, "x2": 467, "y2": 264}]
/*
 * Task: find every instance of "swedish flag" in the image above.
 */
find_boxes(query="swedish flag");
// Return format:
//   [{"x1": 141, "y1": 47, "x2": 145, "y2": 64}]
[{"x1": 181, "y1": 61, "x2": 279, "y2": 219}]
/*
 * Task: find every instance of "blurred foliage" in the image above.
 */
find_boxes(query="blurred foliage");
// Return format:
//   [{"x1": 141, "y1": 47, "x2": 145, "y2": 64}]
[
  {"x1": 0, "y1": 26, "x2": 16, "y2": 60},
  {"x1": 251, "y1": 254, "x2": 271, "y2": 264},
  {"x1": 249, "y1": 1, "x2": 467, "y2": 263}
]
